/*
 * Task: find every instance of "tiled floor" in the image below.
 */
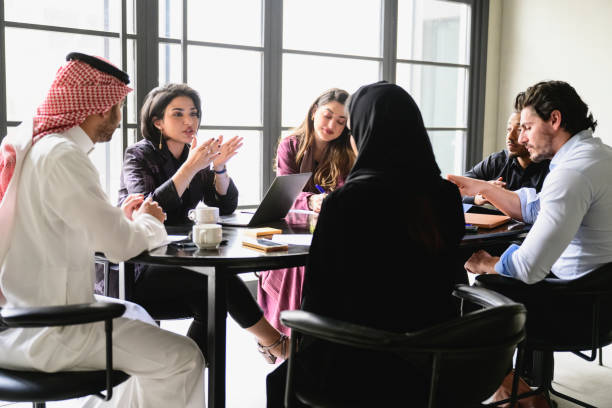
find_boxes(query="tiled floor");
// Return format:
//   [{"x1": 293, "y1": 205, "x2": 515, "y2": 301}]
[{"x1": 3, "y1": 318, "x2": 612, "y2": 407}]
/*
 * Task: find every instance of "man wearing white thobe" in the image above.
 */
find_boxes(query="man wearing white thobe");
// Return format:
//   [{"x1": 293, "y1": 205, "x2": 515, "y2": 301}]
[{"x1": 0, "y1": 53, "x2": 206, "y2": 407}]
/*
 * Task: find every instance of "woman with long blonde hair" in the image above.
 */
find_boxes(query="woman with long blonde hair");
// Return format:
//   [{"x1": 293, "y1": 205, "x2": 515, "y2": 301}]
[
  {"x1": 258, "y1": 88, "x2": 356, "y2": 335},
  {"x1": 276, "y1": 88, "x2": 355, "y2": 211}
]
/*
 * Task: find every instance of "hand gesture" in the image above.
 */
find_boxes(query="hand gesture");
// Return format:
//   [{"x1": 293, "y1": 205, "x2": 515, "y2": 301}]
[
  {"x1": 447, "y1": 174, "x2": 490, "y2": 197},
  {"x1": 186, "y1": 136, "x2": 221, "y2": 173},
  {"x1": 121, "y1": 193, "x2": 144, "y2": 221},
  {"x1": 475, "y1": 177, "x2": 504, "y2": 205},
  {"x1": 213, "y1": 135, "x2": 243, "y2": 170},
  {"x1": 473, "y1": 194, "x2": 489, "y2": 206},
  {"x1": 308, "y1": 193, "x2": 327, "y2": 213},
  {"x1": 464, "y1": 250, "x2": 499, "y2": 275},
  {"x1": 488, "y1": 177, "x2": 506, "y2": 189},
  {"x1": 134, "y1": 196, "x2": 166, "y2": 224}
]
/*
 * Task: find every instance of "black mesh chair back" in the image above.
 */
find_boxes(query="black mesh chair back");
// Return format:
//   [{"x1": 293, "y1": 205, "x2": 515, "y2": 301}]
[
  {"x1": 476, "y1": 261, "x2": 612, "y2": 407},
  {"x1": 280, "y1": 285, "x2": 526, "y2": 408},
  {"x1": 476, "y1": 262, "x2": 612, "y2": 352},
  {"x1": 0, "y1": 302, "x2": 130, "y2": 408}
]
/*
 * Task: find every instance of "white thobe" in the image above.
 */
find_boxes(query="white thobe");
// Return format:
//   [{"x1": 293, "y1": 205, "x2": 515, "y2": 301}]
[{"x1": 0, "y1": 126, "x2": 205, "y2": 407}]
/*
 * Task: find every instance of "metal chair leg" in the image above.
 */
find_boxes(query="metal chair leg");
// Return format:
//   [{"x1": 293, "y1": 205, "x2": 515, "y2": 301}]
[{"x1": 598, "y1": 347, "x2": 603, "y2": 366}]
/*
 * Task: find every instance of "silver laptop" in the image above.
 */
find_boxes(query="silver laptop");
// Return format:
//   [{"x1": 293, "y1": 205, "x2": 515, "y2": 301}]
[{"x1": 220, "y1": 172, "x2": 312, "y2": 227}]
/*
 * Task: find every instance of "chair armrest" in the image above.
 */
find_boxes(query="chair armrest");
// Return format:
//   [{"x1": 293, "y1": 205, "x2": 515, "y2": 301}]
[
  {"x1": 280, "y1": 310, "x2": 400, "y2": 350},
  {"x1": 453, "y1": 284, "x2": 516, "y2": 308},
  {"x1": 1, "y1": 302, "x2": 126, "y2": 328}
]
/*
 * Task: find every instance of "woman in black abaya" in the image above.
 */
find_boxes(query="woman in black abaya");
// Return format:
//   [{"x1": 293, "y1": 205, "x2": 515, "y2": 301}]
[{"x1": 267, "y1": 82, "x2": 465, "y2": 407}]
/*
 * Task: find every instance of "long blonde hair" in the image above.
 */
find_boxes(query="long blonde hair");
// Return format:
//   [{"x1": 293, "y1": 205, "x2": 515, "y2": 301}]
[{"x1": 284, "y1": 88, "x2": 355, "y2": 190}]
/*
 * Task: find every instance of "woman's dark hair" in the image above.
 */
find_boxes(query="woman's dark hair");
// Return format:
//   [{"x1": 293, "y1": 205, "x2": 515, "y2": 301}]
[
  {"x1": 514, "y1": 80, "x2": 597, "y2": 135},
  {"x1": 140, "y1": 83, "x2": 202, "y2": 142}
]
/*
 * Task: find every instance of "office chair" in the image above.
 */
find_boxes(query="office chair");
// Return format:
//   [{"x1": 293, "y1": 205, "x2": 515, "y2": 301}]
[
  {"x1": 476, "y1": 261, "x2": 612, "y2": 408},
  {"x1": 279, "y1": 285, "x2": 526, "y2": 408},
  {"x1": 94, "y1": 256, "x2": 197, "y2": 330},
  {"x1": 95, "y1": 255, "x2": 135, "y2": 300},
  {"x1": 0, "y1": 302, "x2": 130, "y2": 407}
]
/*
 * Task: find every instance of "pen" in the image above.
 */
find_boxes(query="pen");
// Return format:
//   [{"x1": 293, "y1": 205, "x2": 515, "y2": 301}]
[{"x1": 314, "y1": 184, "x2": 326, "y2": 194}]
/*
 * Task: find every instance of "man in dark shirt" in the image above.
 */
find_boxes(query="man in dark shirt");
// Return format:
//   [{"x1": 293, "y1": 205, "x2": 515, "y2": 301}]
[{"x1": 464, "y1": 110, "x2": 550, "y2": 204}]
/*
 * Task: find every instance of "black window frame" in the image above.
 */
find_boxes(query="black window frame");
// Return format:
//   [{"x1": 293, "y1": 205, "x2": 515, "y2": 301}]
[{"x1": 0, "y1": 0, "x2": 489, "y2": 198}]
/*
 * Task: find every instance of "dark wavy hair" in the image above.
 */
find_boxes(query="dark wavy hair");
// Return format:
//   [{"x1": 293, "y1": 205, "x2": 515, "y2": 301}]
[
  {"x1": 140, "y1": 83, "x2": 202, "y2": 143},
  {"x1": 514, "y1": 81, "x2": 597, "y2": 135}
]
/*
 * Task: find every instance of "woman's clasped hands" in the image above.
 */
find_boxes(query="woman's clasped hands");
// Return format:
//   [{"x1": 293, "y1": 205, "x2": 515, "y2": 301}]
[
  {"x1": 186, "y1": 135, "x2": 243, "y2": 173},
  {"x1": 186, "y1": 136, "x2": 221, "y2": 172},
  {"x1": 213, "y1": 135, "x2": 243, "y2": 171},
  {"x1": 121, "y1": 193, "x2": 166, "y2": 223}
]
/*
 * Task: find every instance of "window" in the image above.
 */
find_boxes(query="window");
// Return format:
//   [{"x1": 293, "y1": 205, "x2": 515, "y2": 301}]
[
  {"x1": 281, "y1": 0, "x2": 382, "y2": 149},
  {"x1": 396, "y1": 0, "x2": 471, "y2": 176},
  {"x1": 1, "y1": 0, "x2": 135, "y2": 205},
  {"x1": 159, "y1": 0, "x2": 264, "y2": 205},
  {"x1": 0, "y1": 0, "x2": 487, "y2": 205}
]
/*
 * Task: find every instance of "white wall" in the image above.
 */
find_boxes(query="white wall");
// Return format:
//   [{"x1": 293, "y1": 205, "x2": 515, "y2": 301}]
[
  {"x1": 482, "y1": 0, "x2": 502, "y2": 158},
  {"x1": 484, "y1": 0, "x2": 612, "y2": 155}
]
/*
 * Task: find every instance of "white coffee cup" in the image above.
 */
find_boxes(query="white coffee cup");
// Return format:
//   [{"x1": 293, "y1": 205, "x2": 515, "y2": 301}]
[
  {"x1": 188, "y1": 202, "x2": 219, "y2": 224},
  {"x1": 192, "y1": 223, "x2": 223, "y2": 249}
]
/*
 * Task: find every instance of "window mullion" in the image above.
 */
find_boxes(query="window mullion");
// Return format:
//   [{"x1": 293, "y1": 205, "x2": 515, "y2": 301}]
[
  {"x1": 262, "y1": 0, "x2": 283, "y2": 196},
  {"x1": 135, "y1": 0, "x2": 159, "y2": 141},
  {"x1": 381, "y1": 0, "x2": 398, "y2": 83},
  {"x1": 465, "y1": 0, "x2": 489, "y2": 170},
  {"x1": 121, "y1": 0, "x2": 128, "y2": 154},
  {"x1": 182, "y1": 0, "x2": 187, "y2": 83}
]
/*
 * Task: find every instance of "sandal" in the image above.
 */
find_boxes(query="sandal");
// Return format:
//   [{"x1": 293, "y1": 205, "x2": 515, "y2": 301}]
[{"x1": 257, "y1": 333, "x2": 289, "y2": 364}]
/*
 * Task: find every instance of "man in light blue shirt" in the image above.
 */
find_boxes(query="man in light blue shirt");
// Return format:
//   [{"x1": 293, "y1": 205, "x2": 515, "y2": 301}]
[{"x1": 448, "y1": 81, "x2": 612, "y2": 284}]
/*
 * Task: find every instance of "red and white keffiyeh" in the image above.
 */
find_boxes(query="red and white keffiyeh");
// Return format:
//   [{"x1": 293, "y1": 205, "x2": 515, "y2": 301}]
[
  {"x1": 0, "y1": 58, "x2": 131, "y2": 303},
  {"x1": 32, "y1": 59, "x2": 131, "y2": 140}
]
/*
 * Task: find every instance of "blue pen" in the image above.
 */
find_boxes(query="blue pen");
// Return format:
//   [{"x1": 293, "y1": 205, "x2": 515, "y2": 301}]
[{"x1": 314, "y1": 184, "x2": 326, "y2": 194}]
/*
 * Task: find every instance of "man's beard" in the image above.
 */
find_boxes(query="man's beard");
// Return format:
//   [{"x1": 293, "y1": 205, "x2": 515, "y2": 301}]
[{"x1": 95, "y1": 111, "x2": 120, "y2": 143}]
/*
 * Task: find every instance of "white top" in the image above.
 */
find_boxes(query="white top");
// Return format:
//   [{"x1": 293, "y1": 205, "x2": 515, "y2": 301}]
[
  {"x1": 0, "y1": 126, "x2": 166, "y2": 368},
  {"x1": 1, "y1": 126, "x2": 167, "y2": 307},
  {"x1": 495, "y1": 129, "x2": 612, "y2": 283}
]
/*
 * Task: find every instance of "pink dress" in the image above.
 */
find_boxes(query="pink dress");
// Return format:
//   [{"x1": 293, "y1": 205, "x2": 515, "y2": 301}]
[{"x1": 257, "y1": 135, "x2": 346, "y2": 335}]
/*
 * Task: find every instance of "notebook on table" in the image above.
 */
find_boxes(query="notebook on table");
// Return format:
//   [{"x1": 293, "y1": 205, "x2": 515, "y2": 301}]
[
  {"x1": 464, "y1": 213, "x2": 511, "y2": 229},
  {"x1": 219, "y1": 172, "x2": 312, "y2": 227}
]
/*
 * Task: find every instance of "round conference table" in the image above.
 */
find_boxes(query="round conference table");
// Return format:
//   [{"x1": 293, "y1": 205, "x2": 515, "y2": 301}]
[
  {"x1": 128, "y1": 211, "x2": 314, "y2": 408},
  {"x1": 124, "y1": 211, "x2": 530, "y2": 408}
]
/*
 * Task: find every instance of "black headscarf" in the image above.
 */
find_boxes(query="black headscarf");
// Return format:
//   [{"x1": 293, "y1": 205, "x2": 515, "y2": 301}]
[{"x1": 347, "y1": 81, "x2": 441, "y2": 185}]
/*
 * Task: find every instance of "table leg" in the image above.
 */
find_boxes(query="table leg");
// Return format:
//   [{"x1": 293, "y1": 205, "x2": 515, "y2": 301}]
[{"x1": 207, "y1": 268, "x2": 227, "y2": 408}]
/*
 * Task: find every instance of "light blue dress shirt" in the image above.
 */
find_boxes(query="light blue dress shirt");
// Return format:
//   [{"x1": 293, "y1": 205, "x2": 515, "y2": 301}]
[{"x1": 494, "y1": 129, "x2": 612, "y2": 283}]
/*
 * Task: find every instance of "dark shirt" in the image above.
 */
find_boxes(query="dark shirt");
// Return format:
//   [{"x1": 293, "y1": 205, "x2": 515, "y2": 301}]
[
  {"x1": 463, "y1": 150, "x2": 550, "y2": 204},
  {"x1": 118, "y1": 139, "x2": 238, "y2": 225}
]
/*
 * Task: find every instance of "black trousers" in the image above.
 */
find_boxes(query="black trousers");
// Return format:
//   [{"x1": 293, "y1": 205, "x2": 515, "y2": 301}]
[
  {"x1": 475, "y1": 273, "x2": 581, "y2": 386},
  {"x1": 131, "y1": 265, "x2": 263, "y2": 354}
]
